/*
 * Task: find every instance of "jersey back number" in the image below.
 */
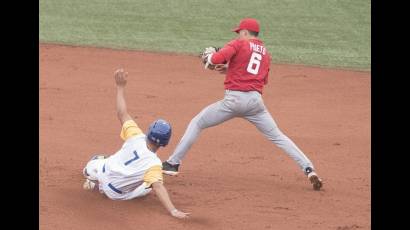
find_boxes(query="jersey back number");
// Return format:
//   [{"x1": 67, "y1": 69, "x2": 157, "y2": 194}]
[
  {"x1": 124, "y1": 150, "x2": 140, "y2": 166},
  {"x1": 246, "y1": 52, "x2": 262, "y2": 75}
]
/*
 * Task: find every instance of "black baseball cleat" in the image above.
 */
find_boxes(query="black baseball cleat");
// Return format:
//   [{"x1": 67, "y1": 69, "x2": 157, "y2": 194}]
[
  {"x1": 162, "y1": 161, "x2": 180, "y2": 176},
  {"x1": 305, "y1": 167, "x2": 323, "y2": 191}
]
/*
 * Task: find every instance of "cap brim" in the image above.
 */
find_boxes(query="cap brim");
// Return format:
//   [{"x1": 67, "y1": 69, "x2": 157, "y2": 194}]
[{"x1": 231, "y1": 27, "x2": 241, "y2": 33}]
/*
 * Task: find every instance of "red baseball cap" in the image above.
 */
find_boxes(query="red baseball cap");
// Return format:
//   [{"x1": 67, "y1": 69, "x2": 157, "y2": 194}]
[{"x1": 232, "y1": 18, "x2": 260, "y2": 33}]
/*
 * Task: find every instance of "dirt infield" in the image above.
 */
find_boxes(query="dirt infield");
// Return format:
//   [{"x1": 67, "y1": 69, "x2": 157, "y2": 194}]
[{"x1": 40, "y1": 44, "x2": 370, "y2": 230}]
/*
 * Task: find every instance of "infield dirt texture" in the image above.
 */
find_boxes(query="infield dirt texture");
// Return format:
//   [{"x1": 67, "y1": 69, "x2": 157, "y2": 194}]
[{"x1": 40, "y1": 1, "x2": 370, "y2": 229}]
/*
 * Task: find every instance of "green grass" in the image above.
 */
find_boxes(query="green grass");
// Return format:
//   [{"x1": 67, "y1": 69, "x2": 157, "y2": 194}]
[{"x1": 40, "y1": 0, "x2": 370, "y2": 70}]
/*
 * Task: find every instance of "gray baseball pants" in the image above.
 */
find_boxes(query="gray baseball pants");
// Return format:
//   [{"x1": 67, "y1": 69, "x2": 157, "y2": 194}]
[{"x1": 167, "y1": 90, "x2": 315, "y2": 173}]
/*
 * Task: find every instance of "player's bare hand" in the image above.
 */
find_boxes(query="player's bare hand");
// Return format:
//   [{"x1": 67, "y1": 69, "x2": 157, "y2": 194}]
[
  {"x1": 214, "y1": 64, "x2": 227, "y2": 74},
  {"x1": 114, "y1": 68, "x2": 128, "y2": 87},
  {"x1": 171, "y1": 209, "x2": 190, "y2": 219}
]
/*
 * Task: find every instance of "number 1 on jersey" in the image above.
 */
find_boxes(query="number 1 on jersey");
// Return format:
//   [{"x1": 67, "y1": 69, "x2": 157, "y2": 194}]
[{"x1": 247, "y1": 52, "x2": 262, "y2": 75}]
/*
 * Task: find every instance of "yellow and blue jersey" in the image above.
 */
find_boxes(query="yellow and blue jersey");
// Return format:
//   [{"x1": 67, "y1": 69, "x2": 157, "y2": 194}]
[{"x1": 102, "y1": 120, "x2": 163, "y2": 197}]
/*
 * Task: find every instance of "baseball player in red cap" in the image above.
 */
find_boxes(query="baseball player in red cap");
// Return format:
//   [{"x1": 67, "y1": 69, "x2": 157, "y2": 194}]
[{"x1": 163, "y1": 18, "x2": 323, "y2": 190}]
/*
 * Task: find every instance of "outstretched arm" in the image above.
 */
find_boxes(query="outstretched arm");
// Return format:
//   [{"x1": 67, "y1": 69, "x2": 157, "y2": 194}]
[
  {"x1": 114, "y1": 69, "x2": 133, "y2": 125},
  {"x1": 151, "y1": 182, "x2": 190, "y2": 219}
]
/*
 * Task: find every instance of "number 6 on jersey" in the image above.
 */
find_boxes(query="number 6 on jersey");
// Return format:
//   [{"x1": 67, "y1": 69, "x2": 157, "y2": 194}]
[{"x1": 247, "y1": 52, "x2": 262, "y2": 75}]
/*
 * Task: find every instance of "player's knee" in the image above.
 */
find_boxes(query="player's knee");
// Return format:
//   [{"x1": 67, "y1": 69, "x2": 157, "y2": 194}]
[{"x1": 191, "y1": 115, "x2": 206, "y2": 129}]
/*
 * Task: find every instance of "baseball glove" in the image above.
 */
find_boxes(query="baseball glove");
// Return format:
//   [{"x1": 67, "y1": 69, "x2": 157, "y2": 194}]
[{"x1": 200, "y1": 46, "x2": 221, "y2": 70}]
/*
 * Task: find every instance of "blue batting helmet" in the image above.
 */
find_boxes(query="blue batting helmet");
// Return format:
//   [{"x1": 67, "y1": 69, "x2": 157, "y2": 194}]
[{"x1": 147, "y1": 119, "x2": 172, "y2": 147}]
